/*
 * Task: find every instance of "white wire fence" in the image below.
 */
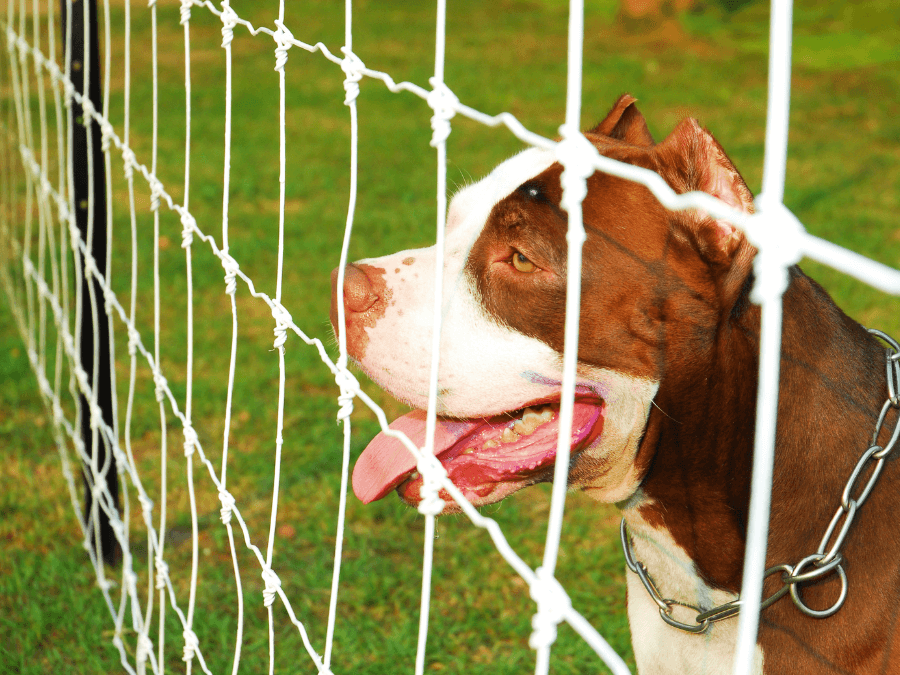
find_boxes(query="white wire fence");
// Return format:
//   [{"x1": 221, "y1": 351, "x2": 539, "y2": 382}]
[{"x1": 2, "y1": 0, "x2": 899, "y2": 674}]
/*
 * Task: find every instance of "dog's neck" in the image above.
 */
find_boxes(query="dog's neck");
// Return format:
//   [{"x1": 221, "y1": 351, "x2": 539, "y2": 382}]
[{"x1": 622, "y1": 265, "x2": 890, "y2": 595}]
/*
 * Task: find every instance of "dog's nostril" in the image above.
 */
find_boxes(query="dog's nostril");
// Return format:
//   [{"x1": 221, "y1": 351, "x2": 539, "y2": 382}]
[{"x1": 342, "y1": 264, "x2": 378, "y2": 314}]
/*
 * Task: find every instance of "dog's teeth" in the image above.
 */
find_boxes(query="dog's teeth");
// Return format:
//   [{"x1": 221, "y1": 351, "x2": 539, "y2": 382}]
[
  {"x1": 483, "y1": 440, "x2": 499, "y2": 449},
  {"x1": 501, "y1": 427, "x2": 519, "y2": 444},
  {"x1": 513, "y1": 420, "x2": 528, "y2": 435},
  {"x1": 410, "y1": 471, "x2": 420, "y2": 480},
  {"x1": 462, "y1": 447, "x2": 475, "y2": 455}
]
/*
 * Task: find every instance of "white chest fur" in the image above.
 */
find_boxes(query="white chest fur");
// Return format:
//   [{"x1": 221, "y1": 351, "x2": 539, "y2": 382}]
[{"x1": 623, "y1": 507, "x2": 764, "y2": 675}]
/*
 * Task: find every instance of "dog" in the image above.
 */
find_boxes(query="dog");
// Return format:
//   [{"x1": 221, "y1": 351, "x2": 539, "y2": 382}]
[{"x1": 330, "y1": 94, "x2": 900, "y2": 674}]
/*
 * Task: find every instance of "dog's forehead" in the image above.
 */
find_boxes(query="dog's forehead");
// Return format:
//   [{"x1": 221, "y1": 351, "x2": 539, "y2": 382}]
[{"x1": 448, "y1": 147, "x2": 557, "y2": 244}]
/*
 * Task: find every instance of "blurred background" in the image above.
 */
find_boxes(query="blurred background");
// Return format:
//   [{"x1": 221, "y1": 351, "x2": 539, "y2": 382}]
[{"x1": 1, "y1": 0, "x2": 898, "y2": 672}]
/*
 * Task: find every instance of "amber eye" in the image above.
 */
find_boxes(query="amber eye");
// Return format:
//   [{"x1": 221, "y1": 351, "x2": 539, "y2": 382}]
[{"x1": 512, "y1": 252, "x2": 536, "y2": 273}]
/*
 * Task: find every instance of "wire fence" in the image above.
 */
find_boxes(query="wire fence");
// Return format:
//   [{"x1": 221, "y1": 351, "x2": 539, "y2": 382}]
[{"x1": 2, "y1": 0, "x2": 899, "y2": 674}]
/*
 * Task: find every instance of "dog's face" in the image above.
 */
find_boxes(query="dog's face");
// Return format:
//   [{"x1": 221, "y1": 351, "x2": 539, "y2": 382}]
[{"x1": 331, "y1": 95, "x2": 755, "y2": 513}]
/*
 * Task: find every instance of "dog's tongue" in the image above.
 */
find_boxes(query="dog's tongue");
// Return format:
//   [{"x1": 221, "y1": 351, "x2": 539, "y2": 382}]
[{"x1": 352, "y1": 411, "x2": 484, "y2": 504}]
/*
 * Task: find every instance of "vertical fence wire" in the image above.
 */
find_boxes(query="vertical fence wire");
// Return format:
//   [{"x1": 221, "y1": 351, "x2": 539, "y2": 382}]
[
  {"x1": 217, "y1": 3, "x2": 246, "y2": 674},
  {"x1": 732, "y1": 0, "x2": 795, "y2": 672},
  {"x1": 264, "y1": 2, "x2": 292, "y2": 672},
  {"x1": 416, "y1": 0, "x2": 454, "y2": 672},
  {"x1": 324, "y1": 0, "x2": 362, "y2": 668},
  {"x1": 180, "y1": 0, "x2": 202, "y2": 670},
  {"x1": 147, "y1": 0, "x2": 169, "y2": 666},
  {"x1": 30, "y1": 0, "x2": 47, "y2": 395},
  {"x1": 16, "y1": 0, "x2": 34, "y2": 356}
]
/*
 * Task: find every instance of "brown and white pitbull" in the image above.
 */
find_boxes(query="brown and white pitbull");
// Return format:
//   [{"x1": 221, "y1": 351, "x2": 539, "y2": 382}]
[{"x1": 330, "y1": 95, "x2": 900, "y2": 674}]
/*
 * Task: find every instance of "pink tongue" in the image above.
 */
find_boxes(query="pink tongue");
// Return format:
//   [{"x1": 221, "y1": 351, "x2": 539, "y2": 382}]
[{"x1": 352, "y1": 411, "x2": 483, "y2": 504}]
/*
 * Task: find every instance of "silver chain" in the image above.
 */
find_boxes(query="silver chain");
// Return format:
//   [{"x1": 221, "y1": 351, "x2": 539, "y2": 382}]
[{"x1": 622, "y1": 328, "x2": 900, "y2": 634}]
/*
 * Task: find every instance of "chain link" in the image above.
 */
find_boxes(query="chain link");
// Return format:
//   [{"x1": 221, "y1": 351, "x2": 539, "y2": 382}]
[{"x1": 622, "y1": 328, "x2": 900, "y2": 633}]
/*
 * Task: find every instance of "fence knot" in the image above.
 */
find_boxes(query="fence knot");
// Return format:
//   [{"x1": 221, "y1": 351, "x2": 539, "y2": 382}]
[
  {"x1": 80, "y1": 97, "x2": 96, "y2": 127},
  {"x1": 83, "y1": 250, "x2": 99, "y2": 281},
  {"x1": 749, "y1": 195, "x2": 806, "y2": 305},
  {"x1": 220, "y1": 3, "x2": 239, "y2": 47},
  {"x1": 181, "y1": 629, "x2": 199, "y2": 662},
  {"x1": 273, "y1": 20, "x2": 293, "y2": 73},
  {"x1": 46, "y1": 59, "x2": 62, "y2": 84},
  {"x1": 55, "y1": 193, "x2": 70, "y2": 224},
  {"x1": 100, "y1": 121, "x2": 112, "y2": 153},
  {"x1": 138, "y1": 493, "x2": 154, "y2": 521},
  {"x1": 221, "y1": 253, "x2": 240, "y2": 295},
  {"x1": 124, "y1": 569, "x2": 138, "y2": 595},
  {"x1": 69, "y1": 221, "x2": 82, "y2": 252},
  {"x1": 340, "y1": 48, "x2": 365, "y2": 106},
  {"x1": 15, "y1": 33, "x2": 28, "y2": 63},
  {"x1": 262, "y1": 568, "x2": 281, "y2": 607},
  {"x1": 149, "y1": 176, "x2": 164, "y2": 212},
  {"x1": 39, "y1": 175, "x2": 52, "y2": 199},
  {"x1": 218, "y1": 489, "x2": 236, "y2": 524},
  {"x1": 147, "y1": 0, "x2": 157, "y2": 8},
  {"x1": 155, "y1": 556, "x2": 169, "y2": 590},
  {"x1": 180, "y1": 210, "x2": 196, "y2": 248},
  {"x1": 182, "y1": 424, "x2": 198, "y2": 457},
  {"x1": 62, "y1": 79, "x2": 76, "y2": 108},
  {"x1": 153, "y1": 370, "x2": 168, "y2": 402},
  {"x1": 90, "y1": 403, "x2": 105, "y2": 431},
  {"x1": 272, "y1": 304, "x2": 292, "y2": 350},
  {"x1": 335, "y1": 367, "x2": 358, "y2": 421},
  {"x1": 426, "y1": 79, "x2": 458, "y2": 148},
  {"x1": 136, "y1": 634, "x2": 153, "y2": 666},
  {"x1": 528, "y1": 566, "x2": 571, "y2": 651},
  {"x1": 416, "y1": 453, "x2": 447, "y2": 516},
  {"x1": 179, "y1": 0, "x2": 192, "y2": 25},
  {"x1": 74, "y1": 366, "x2": 90, "y2": 396},
  {"x1": 121, "y1": 147, "x2": 136, "y2": 180},
  {"x1": 127, "y1": 325, "x2": 140, "y2": 356},
  {"x1": 555, "y1": 125, "x2": 597, "y2": 215}
]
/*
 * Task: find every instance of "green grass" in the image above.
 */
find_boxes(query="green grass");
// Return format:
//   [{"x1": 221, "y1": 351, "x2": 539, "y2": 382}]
[{"x1": 1, "y1": 0, "x2": 899, "y2": 673}]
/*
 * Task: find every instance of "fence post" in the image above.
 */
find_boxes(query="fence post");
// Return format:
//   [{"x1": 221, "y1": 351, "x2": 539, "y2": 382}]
[{"x1": 61, "y1": 0, "x2": 118, "y2": 566}]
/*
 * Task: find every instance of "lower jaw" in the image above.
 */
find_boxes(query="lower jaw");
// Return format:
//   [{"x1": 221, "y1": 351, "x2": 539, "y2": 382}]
[
  {"x1": 397, "y1": 475, "x2": 535, "y2": 512},
  {"x1": 395, "y1": 397, "x2": 605, "y2": 512}
]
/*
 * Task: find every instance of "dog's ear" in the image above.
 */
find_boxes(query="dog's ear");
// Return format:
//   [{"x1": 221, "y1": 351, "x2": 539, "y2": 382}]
[
  {"x1": 590, "y1": 94, "x2": 655, "y2": 146},
  {"x1": 656, "y1": 117, "x2": 755, "y2": 265}
]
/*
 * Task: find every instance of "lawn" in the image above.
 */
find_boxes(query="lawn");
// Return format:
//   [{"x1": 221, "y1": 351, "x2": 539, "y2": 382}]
[{"x1": 1, "y1": 0, "x2": 898, "y2": 673}]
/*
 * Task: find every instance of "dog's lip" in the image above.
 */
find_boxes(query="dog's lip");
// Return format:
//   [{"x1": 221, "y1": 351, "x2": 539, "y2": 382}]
[{"x1": 351, "y1": 396, "x2": 604, "y2": 506}]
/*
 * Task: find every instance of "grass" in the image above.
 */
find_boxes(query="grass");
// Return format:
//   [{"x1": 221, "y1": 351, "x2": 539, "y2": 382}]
[{"x1": 1, "y1": 0, "x2": 899, "y2": 673}]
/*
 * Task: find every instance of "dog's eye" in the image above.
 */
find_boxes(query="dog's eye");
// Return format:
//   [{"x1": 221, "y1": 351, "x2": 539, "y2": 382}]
[{"x1": 512, "y1": 252, "x2": 536, "y2": 273}]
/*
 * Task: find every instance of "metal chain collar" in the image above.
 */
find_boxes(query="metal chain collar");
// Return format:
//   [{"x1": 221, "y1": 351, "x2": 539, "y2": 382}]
[{"x1": 621, "y1": 328, "x2": 900, "y2": 634}]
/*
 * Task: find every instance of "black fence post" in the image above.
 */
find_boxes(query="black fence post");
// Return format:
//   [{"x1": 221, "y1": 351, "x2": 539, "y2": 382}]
[{"x1": 61, "y1": 0, "x2": 119, "y2": 566}]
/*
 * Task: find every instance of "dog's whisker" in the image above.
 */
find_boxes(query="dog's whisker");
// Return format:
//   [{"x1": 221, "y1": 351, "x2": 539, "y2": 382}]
[{"x1": 650, "y1": 399, "x2": 681, "y2": 424}]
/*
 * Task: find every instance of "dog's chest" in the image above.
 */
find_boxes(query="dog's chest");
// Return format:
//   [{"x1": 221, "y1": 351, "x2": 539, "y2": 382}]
[{"x1": 624, "y1": 510, "x2": 764, "y2": 674}]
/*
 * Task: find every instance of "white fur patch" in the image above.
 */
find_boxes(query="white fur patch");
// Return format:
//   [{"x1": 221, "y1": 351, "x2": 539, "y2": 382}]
[
  {"x1": 353, "y1": 148, "x2": 563, "y2": 417},
  {"x1": 623, "y1": 504, "x2": 764, "y2": 675}
]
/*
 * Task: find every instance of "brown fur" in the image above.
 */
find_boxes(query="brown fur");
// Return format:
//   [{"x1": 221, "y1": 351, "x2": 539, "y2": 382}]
[{"x1": 466, "y1": 96, "x2": 900, "y2": 671}]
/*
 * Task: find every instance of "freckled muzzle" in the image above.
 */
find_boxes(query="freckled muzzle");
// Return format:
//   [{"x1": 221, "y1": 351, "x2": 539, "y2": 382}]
[{"x1": 329, "y1": 263, "x2": 388, "y2": 361}]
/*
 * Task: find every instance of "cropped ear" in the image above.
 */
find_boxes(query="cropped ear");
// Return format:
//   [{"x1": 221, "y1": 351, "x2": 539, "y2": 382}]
[
  {"x1": 590, "y1": 94, "x2": 655, "y2": 146},
  {"x1": 656, "y1": 117, "x2": 754, "y2": 264}
]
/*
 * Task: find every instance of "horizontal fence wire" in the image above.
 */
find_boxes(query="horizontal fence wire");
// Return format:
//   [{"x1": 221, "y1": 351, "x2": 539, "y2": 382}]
[{"x1": 2, "y1": 1, "x2": 900, "y2": 674}]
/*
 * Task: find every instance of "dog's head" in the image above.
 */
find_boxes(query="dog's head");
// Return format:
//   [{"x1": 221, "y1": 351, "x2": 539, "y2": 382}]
[{"x1": 330, "y1": 95, "x2": 755, "y2": 513}]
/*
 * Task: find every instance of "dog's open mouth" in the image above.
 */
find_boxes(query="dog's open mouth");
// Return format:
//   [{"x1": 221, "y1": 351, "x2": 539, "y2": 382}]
[{"x1": 351, "y1": 398, "x2": 605, "y2": 509}]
